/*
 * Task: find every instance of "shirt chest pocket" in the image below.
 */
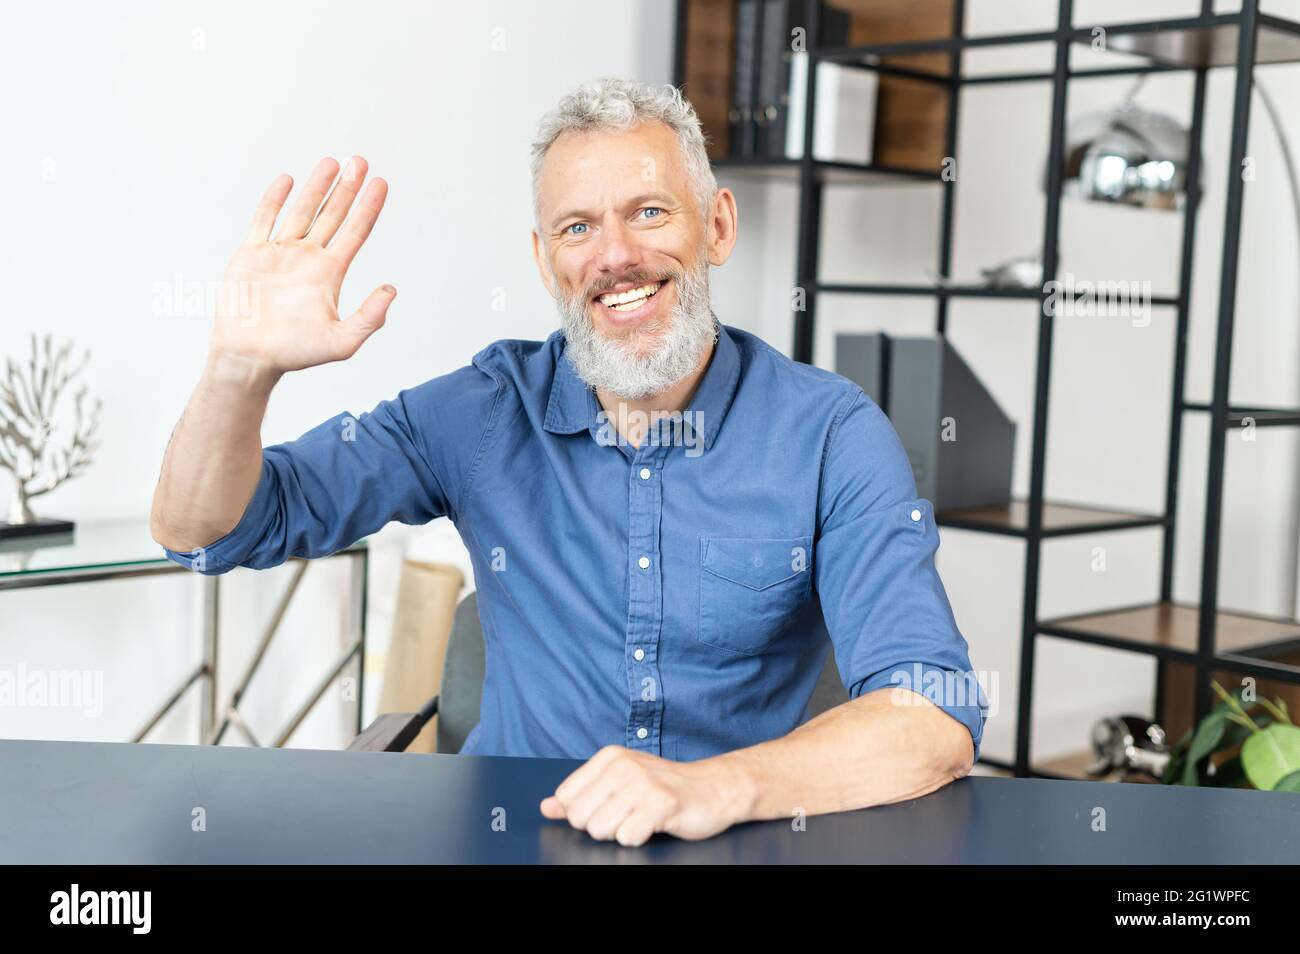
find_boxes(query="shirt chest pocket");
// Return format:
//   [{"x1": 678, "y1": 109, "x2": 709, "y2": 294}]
[{"x1": 698, "y1": 535, "x2": 814, "y2": 656}]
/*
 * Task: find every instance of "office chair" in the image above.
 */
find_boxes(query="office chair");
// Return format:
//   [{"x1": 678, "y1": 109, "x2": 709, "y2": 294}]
[
  {"x1": 349, "y1": 591, "x2": 846, "y2": 753},
  {"x1": 348, "y1": 591, "x2": 485, "y2": 753}
]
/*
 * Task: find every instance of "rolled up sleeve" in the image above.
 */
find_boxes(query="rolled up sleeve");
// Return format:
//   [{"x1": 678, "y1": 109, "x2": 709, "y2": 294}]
[
  {"x1": 814, "y1": 389, "x2": 988, "y2": 760},
  {"x1": 163, "y1": 363, "x2": 502, "y2": 575}
]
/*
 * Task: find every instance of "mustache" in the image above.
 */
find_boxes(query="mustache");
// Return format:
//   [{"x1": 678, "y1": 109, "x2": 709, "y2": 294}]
[{"x1": 574, "y1": 267, "x2": 682, "y2": 303}]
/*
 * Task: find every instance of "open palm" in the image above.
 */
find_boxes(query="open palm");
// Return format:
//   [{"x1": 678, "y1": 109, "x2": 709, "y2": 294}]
[{"x1": 212, "y1": 156, "x2": 394, "y2": 373}]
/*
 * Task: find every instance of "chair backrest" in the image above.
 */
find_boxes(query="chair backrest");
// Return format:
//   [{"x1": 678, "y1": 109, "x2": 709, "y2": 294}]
[
  {"x1": 435, "y1": 592, "x2": 848, "y2": 752},
  {"x1": 437, "y1": 591, "x2": 487, "y2": 754}
]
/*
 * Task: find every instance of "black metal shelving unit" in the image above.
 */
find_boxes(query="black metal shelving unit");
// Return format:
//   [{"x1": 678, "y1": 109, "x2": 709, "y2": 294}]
[{"x1": 674, "y1": 0, "x2": 1300, "y2": 778}]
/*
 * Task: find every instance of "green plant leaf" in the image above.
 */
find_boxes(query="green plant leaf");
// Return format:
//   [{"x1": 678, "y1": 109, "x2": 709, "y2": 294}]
[
  {"x1": 1183, "y1": 708, "x2": 1229, "y2": 785},
  {"x1": 1242, "y1": 724, "x2": 1300, "y2": 791},
  {"x1": 1166, "y1": 685, "x2": 1276, "y2": 786},
  {"x1": 1221, "y1": 719, "x2": 1254, "y2": 750},
  {"x1": 1162, "y1": 747, "x2": 1185, "y2": 785},
  {"x1": 1163, "y1": 726, "x2": 1194, "y2": 783},
  {"x1": 1274, "y1": 769, "x2": 1300, "y2": 793}
]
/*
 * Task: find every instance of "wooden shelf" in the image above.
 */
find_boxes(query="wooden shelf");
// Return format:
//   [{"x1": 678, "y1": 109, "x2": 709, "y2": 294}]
[
  {"x1": 817, "y1": 13, "x2": 1300, "y2": 72},
  {"x1": 937, "y1": 500, "x2": 1166, "y2": 537},
  {"x1": 817, "y1": 282, "x2": 1040, "y2": 299},
  {"x1": 1226, "y1": 407, "x2": 1300, "y2": 427},
  {"x1": 1039, "y1": 601, "x2": 1300, "y2": 660},
  {"x1": 710, "y1": 157, "x2": 940, "y2": 184},
  {"x1": 1184, "y1": 403, "x2": 1300, "y2": 427},
  {"x1": 814, "y1": 282, "x2": 1181, "y2": 307},
  {"x1": 1100, "y1": 15, "x2": 1300, "y2": 69},
  {"x1": 1033, "y1": 749, "x2": 1160, "y2": 783}
]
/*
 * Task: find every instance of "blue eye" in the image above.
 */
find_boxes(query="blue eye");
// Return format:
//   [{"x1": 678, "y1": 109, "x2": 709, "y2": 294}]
[
  {"x1": 564, "y1": 222, "x2": 588, "y2": 236},
  {"x1": 640, "y1": 207, "x2": 663, "y2": 220}
]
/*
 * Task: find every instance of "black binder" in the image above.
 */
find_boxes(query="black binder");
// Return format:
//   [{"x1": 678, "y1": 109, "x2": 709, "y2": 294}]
[
  {"x1": 728, "y1": 0, "x2": 760, "y2": 158},
  {"x1": 754, "y1": 0, "x2": 791, "y2": 158},
  {"x1": 754, "y1": 0, "x2": 851, "y2": 159}
]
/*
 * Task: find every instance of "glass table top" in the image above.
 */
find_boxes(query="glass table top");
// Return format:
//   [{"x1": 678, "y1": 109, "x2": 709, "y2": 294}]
[{"x1": 0, "y1": 518, "x2": 366, "y2": 578}]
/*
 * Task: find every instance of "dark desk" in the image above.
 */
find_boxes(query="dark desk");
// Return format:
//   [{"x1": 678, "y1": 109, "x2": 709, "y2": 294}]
[{"x1": 1, "y1": 739, "x2": 1296, "y2": 863}]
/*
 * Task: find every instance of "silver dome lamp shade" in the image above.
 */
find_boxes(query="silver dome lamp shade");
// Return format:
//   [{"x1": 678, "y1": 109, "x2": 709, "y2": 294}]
[
  {"x1": 974, "y1": 83, "x2": 1197, "y2": 288},
  {"x1": 1062, "y1": 84, "x2": 1195, "y2": 212}
]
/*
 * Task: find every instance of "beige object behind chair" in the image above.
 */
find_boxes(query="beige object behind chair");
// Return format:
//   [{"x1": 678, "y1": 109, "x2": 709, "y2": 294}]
[{"x1": 377, "y1": 559, "x2": 465, "y2": 753}]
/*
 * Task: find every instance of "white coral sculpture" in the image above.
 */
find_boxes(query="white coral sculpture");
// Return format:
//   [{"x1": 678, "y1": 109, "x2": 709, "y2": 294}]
[{"x1": 0, "y1": 333, "x2": 102, "y2": 525}]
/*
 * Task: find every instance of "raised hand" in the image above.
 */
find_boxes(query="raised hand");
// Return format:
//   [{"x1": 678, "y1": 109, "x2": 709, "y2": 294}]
[{"x1": 210, "y1": 156, "x2": 395, "y2": 374}]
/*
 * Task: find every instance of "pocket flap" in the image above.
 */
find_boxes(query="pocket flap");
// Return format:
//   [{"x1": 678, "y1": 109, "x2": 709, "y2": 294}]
[{"x1": 701, "y1": 536, "x2": 812, "y2": 591}]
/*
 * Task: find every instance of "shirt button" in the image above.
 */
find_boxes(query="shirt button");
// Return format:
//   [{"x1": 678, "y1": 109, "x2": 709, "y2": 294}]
[
  {"x1": 910, "y1": 508, "x2": 922, "y2": 522},
  {"x1": 636, "y1": 727, "x2": 649, "y2": 740},
  {"x1": 633, "y1": 648, "x2": 645, "y2": 661},
  {"x1": 639, "y1": 467, "x2": 651, "y2": 480},
  {"x1": 638, "y1": 556, "x2": 650, "y2": 569}
]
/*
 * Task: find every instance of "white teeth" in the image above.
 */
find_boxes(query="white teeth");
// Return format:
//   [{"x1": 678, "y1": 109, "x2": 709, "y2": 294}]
[{"x1": 597, "y1": 281, "x2": 662, "y2": 308}]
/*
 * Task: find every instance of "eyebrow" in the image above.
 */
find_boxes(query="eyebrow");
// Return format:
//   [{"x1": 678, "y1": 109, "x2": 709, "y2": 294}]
[{"x1": 550, "y1": 191, "x2": 680, "y2": 230}]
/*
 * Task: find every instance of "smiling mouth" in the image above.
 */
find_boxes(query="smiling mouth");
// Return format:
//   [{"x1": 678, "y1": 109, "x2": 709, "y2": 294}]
[{"x1": 593, "y1": 279, "x2": 666, "y2": 313}]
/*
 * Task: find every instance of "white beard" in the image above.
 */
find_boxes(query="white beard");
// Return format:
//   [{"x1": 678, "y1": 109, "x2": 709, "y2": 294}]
[{"x1": 554, "y1": 256, "x2": 718, "y2": 400}]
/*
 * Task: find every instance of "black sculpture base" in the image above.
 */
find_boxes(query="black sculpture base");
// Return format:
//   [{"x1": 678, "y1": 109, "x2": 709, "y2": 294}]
[{"x1": 0, "y1": 517, "x2": 75, "y2": 541}]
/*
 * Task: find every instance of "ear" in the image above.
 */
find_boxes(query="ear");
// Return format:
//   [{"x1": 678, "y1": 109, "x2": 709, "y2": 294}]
[
  {"x1": 531, "y1": 229, "x2": 556, "y2": 297},
  {"x1": 704, "y1": 187, "x2": 738, "y2": 267}
]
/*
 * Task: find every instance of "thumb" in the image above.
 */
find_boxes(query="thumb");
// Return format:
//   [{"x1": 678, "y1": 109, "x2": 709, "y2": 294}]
[{"x1": 334, "y1": 284, "x2": 395, "y2": 359}]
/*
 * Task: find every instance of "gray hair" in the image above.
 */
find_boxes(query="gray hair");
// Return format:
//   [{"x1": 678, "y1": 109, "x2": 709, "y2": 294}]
[{"x1": 530, "y1": 77, "x2": 718, "y2": 231}]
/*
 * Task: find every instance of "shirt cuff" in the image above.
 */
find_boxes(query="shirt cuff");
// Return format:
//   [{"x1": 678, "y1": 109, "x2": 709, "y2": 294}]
[
  {"x1": 161, "y1": 458, "x2": 277, "y2": 575},
  {"x1": 854, "y1": 663, "x2": 988, "y2": 763}
]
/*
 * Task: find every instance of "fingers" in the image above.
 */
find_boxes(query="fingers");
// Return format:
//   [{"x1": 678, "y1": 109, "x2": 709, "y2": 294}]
[
  {"x1": 555, "y1": 769, "x2": 625, "y2": 831},
  {"x1": 584, "y1": 790, "x2": 639, "y2": 842},
  {"x1": 614, "y1": 809, "x2": 660, "y2": 848},
  {"x1": 551, "y1": 745, "x2": 624, "y2": 805},
  {"x1": 329, "y1": 177, "x2": 389, "y2": 268},
  {"x1": 272, "y1": 157, "x2": 341, "y2": 242},
  {"x1": 306, "y1": 155, "x2": 368, "y2": 247},
  {"x1": 245, "y1": 174, "x2": 293, "y2": 245},
  {"x1": 544, "y1": 783, "x2": 666, "y2": 847},
  {"x1": 545, "y1": 746, "x2": 670, "y2": 842},
  {"x1": 331, "y1": 284, "x2": 396, "y2": 360}
]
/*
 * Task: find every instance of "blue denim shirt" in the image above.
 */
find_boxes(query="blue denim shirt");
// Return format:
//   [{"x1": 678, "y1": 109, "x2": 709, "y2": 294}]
[{"x1": 164, "y1": 323, "x2": 986, "y2": 761}]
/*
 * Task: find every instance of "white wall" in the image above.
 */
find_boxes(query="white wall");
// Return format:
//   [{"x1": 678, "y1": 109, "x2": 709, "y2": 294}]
[
  {"x1": 3, "y1": 0, "x2": 1297, "y2": 767},
  {"x1": 0, "y1": 0, "x2": 673, "y2": 747}
]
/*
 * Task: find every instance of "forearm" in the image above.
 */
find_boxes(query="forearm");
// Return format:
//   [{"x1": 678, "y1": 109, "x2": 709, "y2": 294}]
[
  {"x1": 150, "y1": 350, "x2": 281, "y2": 552},
  {"x1": 710, "y1": 687, "x2": 975, "y2": 824}
]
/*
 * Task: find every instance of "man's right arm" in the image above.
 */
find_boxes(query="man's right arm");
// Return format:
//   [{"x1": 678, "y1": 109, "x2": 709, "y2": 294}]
[
  {"x1": 154, "y1": 361, "x2": 500, "y2": 575},
  {"x1": 149, "y1": 352, "x2": 281, "y2": 553},
  {"x1": 150, "y1": 155, "x2": 397, "y2": 555}
]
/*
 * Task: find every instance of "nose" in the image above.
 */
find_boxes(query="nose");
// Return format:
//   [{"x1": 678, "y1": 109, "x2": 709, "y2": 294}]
[{"x1": 592, "y1": 217, "x2": 640, "y2": 278}]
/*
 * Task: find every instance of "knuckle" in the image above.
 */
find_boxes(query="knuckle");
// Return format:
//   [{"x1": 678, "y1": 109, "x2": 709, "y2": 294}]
[{"x1": 649, "y1": 786, "x2": 678, "y2": 813}]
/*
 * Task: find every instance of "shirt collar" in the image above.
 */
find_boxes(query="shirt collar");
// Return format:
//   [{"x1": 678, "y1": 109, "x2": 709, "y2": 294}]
[{"x1": 544, "y1": 318, "x2": 742, "y2": 452}]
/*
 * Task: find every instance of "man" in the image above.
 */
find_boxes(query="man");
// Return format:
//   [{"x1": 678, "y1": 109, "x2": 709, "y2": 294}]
[{"x1": 151, "y1": 77, "x2": 987, "y2": 848}]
